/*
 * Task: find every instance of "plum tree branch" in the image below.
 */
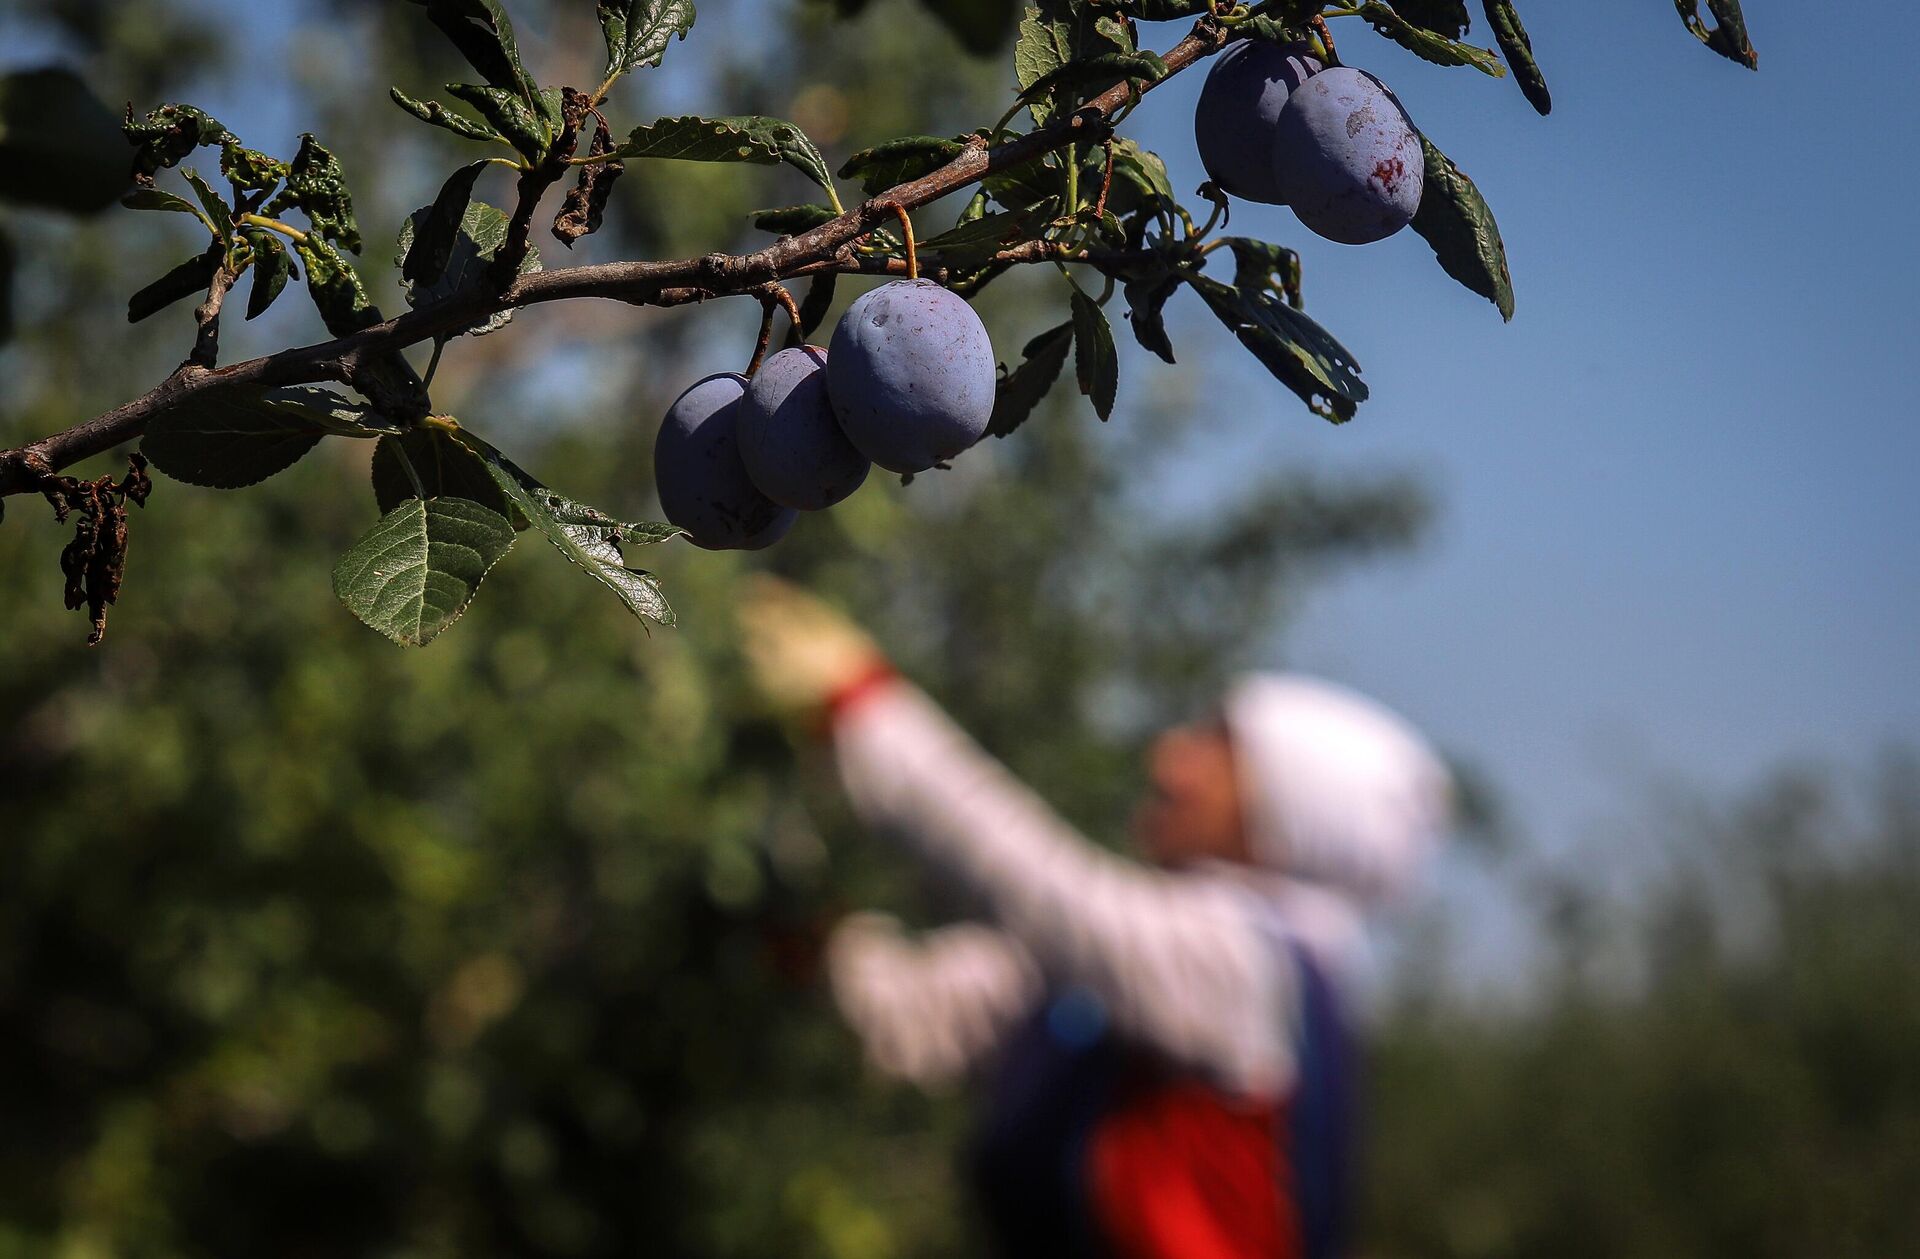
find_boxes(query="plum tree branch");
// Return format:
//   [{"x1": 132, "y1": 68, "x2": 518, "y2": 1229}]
[{"x1": 0, "y1": 19, "x2": 1229, "y2": 501}]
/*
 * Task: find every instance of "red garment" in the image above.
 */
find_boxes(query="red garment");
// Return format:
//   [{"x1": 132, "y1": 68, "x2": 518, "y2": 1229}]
[{"x1": 1088, "y1": 1077, "x2": 1300, "y2": 1259}]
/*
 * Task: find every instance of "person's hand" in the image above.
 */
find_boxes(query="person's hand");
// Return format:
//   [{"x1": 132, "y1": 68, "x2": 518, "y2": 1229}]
[{"x1": 735, "y1": 574, "x2": 887, "y2": 713}]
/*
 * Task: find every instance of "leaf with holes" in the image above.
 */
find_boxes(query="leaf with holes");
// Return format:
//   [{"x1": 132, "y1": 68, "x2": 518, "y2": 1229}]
[
  {"x1": 598, "y1": 0, "x2": 698, "y2": 74},
  {"x1": 1409, "y1": 133, "x2": 1513, "y2": 321},
  {"x1": 333, "y1": 496, "x2": 516, "y2": 646},
  {"x1": 1189, "y1": 274, "x2": 1368, "y2": 422},
  {"x1": 265, "y1": 134, "x2": 361, "y2": 251},
  {"x1": 1356, "y1": 2, "x2": 1505, "y2": 76},
  {"x1": 143, "y1": 386, "x2": 390, "y2": 489},
  {"x1": 395, "y1": 199, "x2": 540, "y2": 340},
  {"x1": 123, "y1": 102, "x2": 232, "y2": 181},
  {"x1": 475, "y1": 447, "x2": 682, "y2": 626},
  {"x1": 1675, "y1": 0, "x2": 1756, "y2": 69},
  {"x1": 990, "y1": 322, "x2": 1073, "y2": 438}
]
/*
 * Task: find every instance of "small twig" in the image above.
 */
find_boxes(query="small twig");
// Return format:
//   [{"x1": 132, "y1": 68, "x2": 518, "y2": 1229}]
[
  {"x1": 745, "y1": 300, "x2": 777, "y2": 377},
  {"x1": 1093, "y1": 139, "x2": 1116, "y2": 220},
  {"x1": 1311, "y1": 13, "x2": 1340, "y2": 64},
  {"x1": 189, "y1": 260, "x2": 239, "y2": 369}
]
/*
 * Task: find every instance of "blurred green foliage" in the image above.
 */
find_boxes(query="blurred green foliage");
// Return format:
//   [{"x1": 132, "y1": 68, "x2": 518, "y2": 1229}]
[{"x1": 0, "y1": 1, "x2": 1906, "y2": 1257}]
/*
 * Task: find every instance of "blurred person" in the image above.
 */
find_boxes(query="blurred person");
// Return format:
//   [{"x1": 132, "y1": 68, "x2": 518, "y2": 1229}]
[{"x1": 738, "y1": 577, "x2": 1452, "y2": 1259}]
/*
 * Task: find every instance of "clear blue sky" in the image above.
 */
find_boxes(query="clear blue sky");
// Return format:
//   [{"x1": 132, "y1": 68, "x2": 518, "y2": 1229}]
[{"x1": 11, "y1": 2, "x2": 1914, "y2": 898}]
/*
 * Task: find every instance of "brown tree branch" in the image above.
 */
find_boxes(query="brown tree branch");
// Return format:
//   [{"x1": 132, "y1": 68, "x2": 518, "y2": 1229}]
[{"x1": 0, "y1": 20, "x2": 1228, "y2": 500}]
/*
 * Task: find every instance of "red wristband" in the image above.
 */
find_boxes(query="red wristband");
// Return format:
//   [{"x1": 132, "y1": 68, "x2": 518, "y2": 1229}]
[{"x1": 820, "y1": 658, "x2": 899, "y2": 734}]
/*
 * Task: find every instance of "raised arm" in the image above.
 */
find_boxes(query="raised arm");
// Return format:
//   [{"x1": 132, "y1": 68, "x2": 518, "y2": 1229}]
[{"x1": 827, "y1": 914, "x2": 1040, "y2": 1087}]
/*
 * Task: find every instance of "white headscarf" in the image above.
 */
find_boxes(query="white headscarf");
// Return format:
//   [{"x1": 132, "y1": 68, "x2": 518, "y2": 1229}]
[{"x1": 1222, "y1": 673, "x2": 1453, "y2": 906}]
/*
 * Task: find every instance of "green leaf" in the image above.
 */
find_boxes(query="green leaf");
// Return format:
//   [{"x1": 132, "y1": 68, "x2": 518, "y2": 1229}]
[
  {"x1": 1069, "y1": 290, "x2": 1117, "y2": 421},
  {"x1": 0, "y1": 67, "x2": 129, "y2": 212},
  {"x1": 1225, "y1": 238, "x2": 1303, "y2": 307},
  {"x1": 989, "y1": 322, "x2": 1073, "y2": 438},
  {"x1": 1188, "y1": 274, "x2": 1368, "y2": 422},
  {"x1": 838, "y1": 136, "x2": 966, "y2": 196},
  {"x1": 412, "y1": 0, "x2": 552, "y2": 117},
  {"x1": 1483, "y1": 1, "x2": 1550, "y2": 114},
  {"x1": 294, "y1": 236, "x2": 377, "y2": 335},
  {"x1": 142, "y1": 386, "x2": 388, "y2": 489},
  {"x1": 1014, "y1": 0, "x2": 1134, "y2": 126},
  {"x1": 597, "y1": 0, "x2": 698, "y2": 75},
  {"x1": 403, "y1": 161, "x2": 488, "y2": 288},
  {"x1": 265, "y1": 134, "x2": 361, "y2": 252},
  {"x1": 120, "y1": 186, "x2": 219, "y2": 235},
  {"x1": 180, "y1": 168, "x2": 232, "y2": 243},
  {"x1": 241, "y1": 228, "x2": 292, "y2": 320},
  {"x1": 389, "y1": 87, "x2": 507, "y2": 145},
  {"x1": 1122, "y1": 272, "x2": 1179, "y2": 363},
  {"x1": 333, "y1": 496, "x2": 516, "y2": 647},
  {"x1": 1409, "y1": 133, "x2": 1513, "y2": 321},
  {"x1": 1355, "y1": 1, "x2": 1506, "y2": 76},
  {"x1": 443, "y1": 83, "x2": 559, "y2": 163},
  {"x1": 395, "y1": 198, "x2": 540, "y2": 340},
  {"x1": 220, "y1": 141, "x2": 288, "y2": 192},
  {"x1": 1390, "y1": 0, "x2": 1470, "y2": 38},
  {"x1": 983, "y1": 154, "x2": 1062, "y2": 214},
  {"x1": 122, "y1": 102, "x2": 232, "y2": 181},
  {"x1": 616, "y1": 115, "x2": 834, "y2": 196},
  {"x1": 127, "y1": 250, "x2": 217, "y2": 323},
  {"x1": 750, "y1": 203, "x2": 838, "y2": 235},
  {"x1": 372, "y1": 426, "x2": 516, "y2": 520},
  {"x1": 920, "y1": 209, "x2": 1037, "y2": 268},
  {"x1": 1675, "y1": 0, "x2": 1757, "y2": 70},
  {"x1": 1015, "y1": 52, "x2": 1166, "y2": 110},
  {"x1": 473, "y1": 445, "x2": 681, "y2": 627}
]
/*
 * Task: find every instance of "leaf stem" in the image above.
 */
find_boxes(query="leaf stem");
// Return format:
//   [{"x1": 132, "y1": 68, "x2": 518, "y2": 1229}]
[
  {"x1": 393, "y1": 440, "x2": 428, "y2": 500},
  {"x1": 422, "y1": 339, "x2": 446, "y2": 388},
  {"x1": 237, "y1": 214, "x2": 309, "y2": 244}
]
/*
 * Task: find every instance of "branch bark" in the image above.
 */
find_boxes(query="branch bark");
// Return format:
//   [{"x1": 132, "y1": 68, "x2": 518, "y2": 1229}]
[{"x1": 0, "y1": 20, "x2": 1227, "y2": 500}]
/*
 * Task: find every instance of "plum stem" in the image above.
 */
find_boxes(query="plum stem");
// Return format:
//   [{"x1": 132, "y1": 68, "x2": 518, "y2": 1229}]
[{"x1": 888, "y1": 203, "x2": 918, "y2": 280}]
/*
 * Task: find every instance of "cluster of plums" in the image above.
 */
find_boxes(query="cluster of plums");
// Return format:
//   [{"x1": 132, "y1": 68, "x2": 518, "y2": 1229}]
[
  {"x1": 1195, "y1": 44, "x2": 1424, "y2": 245},
  {"x1": 655, "y1": 278, "x2": 998, "y2": 549}
]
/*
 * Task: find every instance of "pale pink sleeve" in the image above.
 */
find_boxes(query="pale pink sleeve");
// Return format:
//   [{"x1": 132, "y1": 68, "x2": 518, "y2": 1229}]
[
  {"x1": 832, "y1": 682, "x2": 1298, "y2": 1097},
  {"x1": 827, "y1": 914, "x2": 1040, "y2": 1087}
]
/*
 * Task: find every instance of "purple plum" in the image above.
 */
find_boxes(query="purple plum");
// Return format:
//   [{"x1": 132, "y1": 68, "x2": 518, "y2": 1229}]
[
  {"x1": 654, "y1": 372, "x2": 796, "y2": 550},
  {"x1": 827, "y1": 279, "x2": 996, "y2": 475},
  {"x1": 1270, "y1": 67, "x2": 1424, "y2": 245},
  {"x1": 737, "y1": 345, "x2": 871, "y2": 510},
  {"x1": 1193, "y1": 40, "x2": 1323, "y2": 204}
]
